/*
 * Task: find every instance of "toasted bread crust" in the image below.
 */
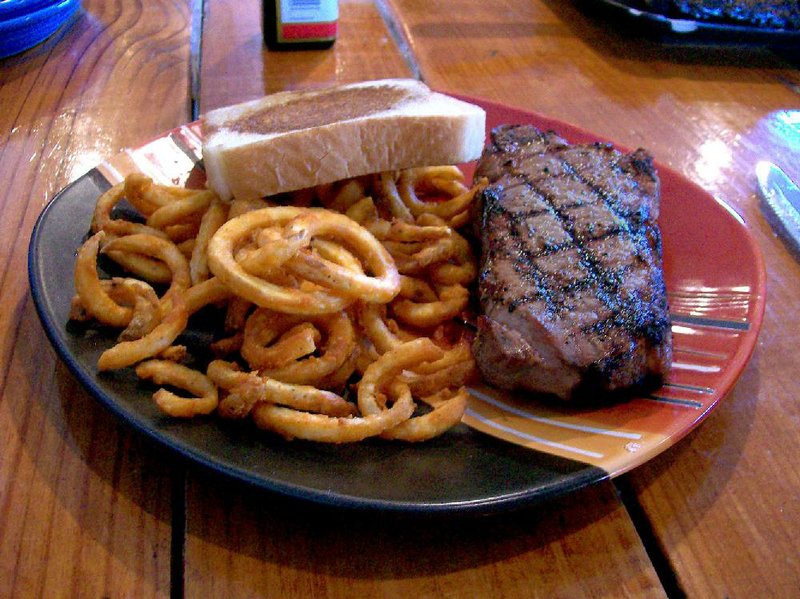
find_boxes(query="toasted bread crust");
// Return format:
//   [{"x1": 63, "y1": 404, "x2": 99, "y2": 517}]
[{"x1": 201, "y1": 79, "x2": 486, "y2": 201}]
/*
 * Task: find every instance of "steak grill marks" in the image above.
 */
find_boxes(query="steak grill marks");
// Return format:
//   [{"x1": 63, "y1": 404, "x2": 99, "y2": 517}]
[{"x1": 480, "y1": 141, "x2": 667, "y2": 347}]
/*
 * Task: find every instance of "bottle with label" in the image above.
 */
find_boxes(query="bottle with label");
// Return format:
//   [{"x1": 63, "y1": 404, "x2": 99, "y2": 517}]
[{"x1": 263, "y1": 0, "x2": 338, "y2": 50}]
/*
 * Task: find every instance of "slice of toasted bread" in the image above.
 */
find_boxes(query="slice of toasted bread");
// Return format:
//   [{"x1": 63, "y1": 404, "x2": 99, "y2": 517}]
[{"x1": 201, "y1": 79, "x2": 486, "y2": 201}]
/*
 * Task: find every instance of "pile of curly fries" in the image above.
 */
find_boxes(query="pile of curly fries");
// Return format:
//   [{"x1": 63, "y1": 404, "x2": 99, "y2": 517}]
[{"x1": 70, "y1": 167, "x2": 487, "y2": 443}]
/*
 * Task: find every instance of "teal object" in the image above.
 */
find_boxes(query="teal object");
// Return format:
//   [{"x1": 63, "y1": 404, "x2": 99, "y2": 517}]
[
  {"x1": 0, "y1": 0, "x2": 63, "y2": 20},
  {"x1": 0, "y1": 0, "x2": 81, "y2": 59}
]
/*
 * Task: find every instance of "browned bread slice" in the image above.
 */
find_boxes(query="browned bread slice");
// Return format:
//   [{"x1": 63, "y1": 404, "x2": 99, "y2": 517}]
[{"x1": 201, "y1": 79, "x2": 486, "y2": 201}]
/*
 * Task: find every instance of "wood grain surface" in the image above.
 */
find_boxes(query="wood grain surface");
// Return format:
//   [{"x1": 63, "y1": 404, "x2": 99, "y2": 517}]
[
  {"x1": 3, "y1": 0, "x2": 799, "y2": 596},
  {"x1": 0, "y1": 1, "x2": 194, "y2": 596},
  {"x1": 184, "y1": 475, "x2": 664, "y2": 598},
  {"x1": 381, "y1": 0, "x2": 800, "y2": 596},
  {"x1": 198, "y1": 0, "x2": 414, "y2": 113}
]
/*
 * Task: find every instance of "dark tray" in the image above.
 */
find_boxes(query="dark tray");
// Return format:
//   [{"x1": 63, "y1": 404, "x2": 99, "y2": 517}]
[{"x1": 581, "y1": 0, "x2": 800, "y2": 46}]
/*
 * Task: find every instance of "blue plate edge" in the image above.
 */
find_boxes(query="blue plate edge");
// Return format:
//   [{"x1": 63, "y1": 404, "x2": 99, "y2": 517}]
[{"x1": 0, "y1": 0, "x2": 81, "y2": 59}]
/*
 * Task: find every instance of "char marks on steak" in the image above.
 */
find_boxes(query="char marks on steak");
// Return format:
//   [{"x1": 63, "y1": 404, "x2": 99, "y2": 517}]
[{"x1": 473, "y1": 125, "x2": 672, "y2": 401}]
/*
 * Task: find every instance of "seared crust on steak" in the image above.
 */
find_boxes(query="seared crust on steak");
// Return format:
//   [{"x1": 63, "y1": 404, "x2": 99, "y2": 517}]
[{"x1": 473, "y1": 125, "x2": 672, "y2": 401}]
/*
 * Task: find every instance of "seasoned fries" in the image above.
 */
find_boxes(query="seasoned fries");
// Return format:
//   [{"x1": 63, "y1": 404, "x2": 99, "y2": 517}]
[{"x1": 70, "y1": 168, "x2": 485, "y2": 442}]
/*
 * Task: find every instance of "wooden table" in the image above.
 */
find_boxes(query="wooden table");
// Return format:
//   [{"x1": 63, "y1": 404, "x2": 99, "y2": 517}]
[{"x1": 2, "y1": 1, "x2": 798, "y2": 597}]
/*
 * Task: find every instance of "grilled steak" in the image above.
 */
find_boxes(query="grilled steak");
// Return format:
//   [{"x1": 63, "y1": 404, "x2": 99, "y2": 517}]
[{"x1": 473, "y1": 125, "x2": 672, "y2": 401}]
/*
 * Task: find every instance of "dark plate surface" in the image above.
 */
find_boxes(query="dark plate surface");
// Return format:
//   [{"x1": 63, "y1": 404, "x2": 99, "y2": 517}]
[
  {"x1": 28, "y1": 96, "x2": 765, "y2": 515},
  {"x1": 580, "y1": 0, "x2": 800, "y2": 46}
]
